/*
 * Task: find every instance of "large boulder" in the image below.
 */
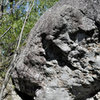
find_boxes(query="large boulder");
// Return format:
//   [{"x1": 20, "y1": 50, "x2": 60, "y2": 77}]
[{"x1": 12, "y1": 0, "x2": 100, "y2": 100}]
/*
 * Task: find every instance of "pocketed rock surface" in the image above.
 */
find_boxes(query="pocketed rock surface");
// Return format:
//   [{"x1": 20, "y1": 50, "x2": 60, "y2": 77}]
[{"x1": 11, "y1": 0, "x2": 100, "y2": 100}]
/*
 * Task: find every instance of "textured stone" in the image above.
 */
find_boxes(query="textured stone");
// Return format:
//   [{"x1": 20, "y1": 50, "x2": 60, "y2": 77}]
[
  {"x1": 11, "y1": 0, "x2": 100, "y2": 100},
  {"x1": 0, "y1": 78, "x2": 22, "y2": 100}
]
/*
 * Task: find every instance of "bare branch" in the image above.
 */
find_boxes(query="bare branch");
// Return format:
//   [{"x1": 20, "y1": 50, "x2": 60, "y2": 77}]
[
  {"x1": 0, "y1": 26, "x2": 11, "y2": 39},
  {"x1": 0, "y1": 1, "x2": 35, "y2": 100},
  {"x1": 2, "y1": 0, "x2": 24, "y2": 15}
]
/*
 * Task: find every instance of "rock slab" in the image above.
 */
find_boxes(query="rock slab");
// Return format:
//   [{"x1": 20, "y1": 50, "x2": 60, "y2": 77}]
[{"x1": 12, "y1": 0, "x2": 100, "y2": 100}]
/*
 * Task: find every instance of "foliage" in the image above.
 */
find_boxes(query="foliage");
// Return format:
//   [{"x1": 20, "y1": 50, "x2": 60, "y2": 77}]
[{"x1": 0, "y1": 0, "x2": 58, "y2": 75}]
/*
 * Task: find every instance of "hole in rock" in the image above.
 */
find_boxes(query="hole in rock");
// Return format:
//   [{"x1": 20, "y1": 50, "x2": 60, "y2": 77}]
[
  {"x1": 69, "y1": 29, "x2": 94, "y2": 43},
  {"x1": 41, "y1": 33, "x2": 77, "y2": 70},
  {"x1": 15, "y1": 89, "x2": 34, "y2": 100},
  {"x1": 70, "y1": 80, "x2": 100, "y2": 100}
]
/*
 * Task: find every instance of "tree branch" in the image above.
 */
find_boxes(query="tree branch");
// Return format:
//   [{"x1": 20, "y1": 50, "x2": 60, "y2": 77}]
[
  {"x1": 0, "y1": 1, "x2": 36, "y2": 100},
  {"x1": 0, "y1": 26, "x2": 11, "y2": 39},
  {"x1": 2, "y1": 0, "x2": 24, "y2": 15}
]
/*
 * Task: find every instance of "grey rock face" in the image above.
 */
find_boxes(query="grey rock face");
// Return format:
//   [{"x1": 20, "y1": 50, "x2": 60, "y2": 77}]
[{"x1": 11, "y1": 0, "x2": 100, "y2": 100}]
